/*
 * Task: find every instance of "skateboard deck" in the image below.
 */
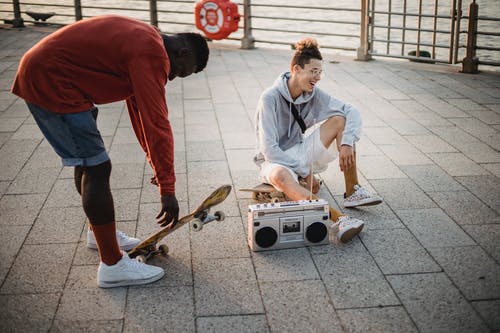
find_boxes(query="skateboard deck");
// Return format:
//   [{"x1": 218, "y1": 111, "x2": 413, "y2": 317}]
[
  {"x1": 128, "y1": 184, "x2": 232, "y2": 262},
  {"x1": 239, "y1": 183, "x2": 287, "y2": 202},
  {"x1": 240, "y1": 182, "x2": 340, "y2": 222}
]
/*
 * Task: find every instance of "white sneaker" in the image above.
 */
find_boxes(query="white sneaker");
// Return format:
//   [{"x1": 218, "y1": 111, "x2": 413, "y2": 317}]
[
  {"x1": 344, "y1": 184, "x2": 383, "y2": 208},
  {"x1": 87, "y1": 229, "x2": 141, "y2": 251},
  {"x1": 332, "y1": 215, "x2": 364, "y2": 243},
  {"x1": 97, "y1": 252, "x2": 164, "y2": 288}
]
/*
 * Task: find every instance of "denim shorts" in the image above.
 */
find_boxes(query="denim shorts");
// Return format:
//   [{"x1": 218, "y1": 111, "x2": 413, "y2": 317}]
[{"x1": 27, "y1": 103, "x2": 109, "y2": 167}]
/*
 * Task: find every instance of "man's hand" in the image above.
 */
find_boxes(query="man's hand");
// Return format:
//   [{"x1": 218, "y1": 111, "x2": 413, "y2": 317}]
[
  {"x1": 157, "y1": 194, "x2": 179, "y2": 228},
  {"x1": 303, "y1": 174, "x2": 321, "y2": 194},
  {"x1": 339, "y1": 144, "x2": 354, "y2": 172}
]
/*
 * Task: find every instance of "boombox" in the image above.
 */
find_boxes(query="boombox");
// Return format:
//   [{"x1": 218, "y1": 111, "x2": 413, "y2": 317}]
[{"x1": 248, "y1": 199, "x2": 331, "y2": 251}]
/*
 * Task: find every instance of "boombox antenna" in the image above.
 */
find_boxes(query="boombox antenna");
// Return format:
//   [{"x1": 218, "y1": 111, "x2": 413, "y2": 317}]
[{"x1": 309, "y1": 118, "x2": 317, "y2": 201}]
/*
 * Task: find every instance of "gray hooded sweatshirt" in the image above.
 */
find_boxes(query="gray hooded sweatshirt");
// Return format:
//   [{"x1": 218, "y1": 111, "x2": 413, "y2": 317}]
[{"x1": 254, "y1": 72, "x2": 362, "y2": 178}]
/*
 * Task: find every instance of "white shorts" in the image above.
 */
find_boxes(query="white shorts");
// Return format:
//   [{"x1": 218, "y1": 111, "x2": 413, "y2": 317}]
[{"x1": 259, "y1": 129, "x2": 338, "y2": 186}]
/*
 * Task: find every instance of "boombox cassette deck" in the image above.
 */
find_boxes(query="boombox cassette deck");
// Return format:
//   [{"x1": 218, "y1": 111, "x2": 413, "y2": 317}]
[{"x1": 248, "y1": 199, "x2": 331, "y2": 251}]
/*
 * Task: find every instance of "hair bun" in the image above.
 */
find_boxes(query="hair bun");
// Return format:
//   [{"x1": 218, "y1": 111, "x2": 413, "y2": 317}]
[{"x1": 294, "y1": 38, "x2": 319, "y2": 53}]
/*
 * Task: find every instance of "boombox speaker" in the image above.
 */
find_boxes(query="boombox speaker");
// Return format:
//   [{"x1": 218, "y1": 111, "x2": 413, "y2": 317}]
[{"x1": 248, "y1": 199, "x2": 330, "y2": 251}]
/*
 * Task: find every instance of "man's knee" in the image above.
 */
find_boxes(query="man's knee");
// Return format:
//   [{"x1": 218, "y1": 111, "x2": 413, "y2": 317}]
[
  {"x1": 268, "y1": 167, "x2": 294, "y2": 189},
  {"x1": 83, "y1": 160, "x2": 112, "y2": 181},
  {"x1": 320, "y1": 116, "x2": 345, "y2": 148}
]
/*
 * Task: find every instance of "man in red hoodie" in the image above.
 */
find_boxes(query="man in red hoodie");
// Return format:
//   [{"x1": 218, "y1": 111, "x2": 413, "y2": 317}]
[{"x1": 12, "y1": 15, "x2": 209, "y2": 288}]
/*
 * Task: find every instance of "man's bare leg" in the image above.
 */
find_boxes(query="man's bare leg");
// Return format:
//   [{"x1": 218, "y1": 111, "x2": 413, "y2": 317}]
[
  {"x1": 267, "y1": 166, "x2": 344, "y2": 221},
  {"x1": 343, "y1": 151, "x2": 359, "y2": 196}
]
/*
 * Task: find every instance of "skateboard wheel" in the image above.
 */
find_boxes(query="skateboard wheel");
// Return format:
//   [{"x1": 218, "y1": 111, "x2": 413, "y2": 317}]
[
  {"x1": 136, "y1": 255, "x2": 147, "y2": 263},
  {"x1": 214, "y1": 210, "x2": 225, "y2": 221},
  {"x1": 192, "y1": 218, "x2": 203, "y2": 231},
  {"x1": 159, "y1": 244, "x2": 169, "y2": 255}
]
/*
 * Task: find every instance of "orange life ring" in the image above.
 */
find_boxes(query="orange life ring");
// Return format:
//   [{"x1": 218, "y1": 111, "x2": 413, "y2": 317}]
[{"x1": 195, "y1": 0, "x2": 240, "y2": 40}]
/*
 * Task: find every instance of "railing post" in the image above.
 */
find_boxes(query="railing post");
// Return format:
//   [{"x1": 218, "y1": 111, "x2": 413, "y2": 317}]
[
  {"x1": 356, "y1": 0, "x2": 371, "y2": 61},
  {"x1": 462, "y1": 0, "x2": 479, "y2": 73},
  {"x1": 74, "y1": 0, "x2": 83, "y2": 21},
  {"x1": 12, "y1": 0, "x2": 25, "y2": 27},
  {"x1": 241, "y1": 0, "x2": 255, "y2": 49},
  {"x1": 150, "y1": 0, "x2": 158, "y2": 27}
]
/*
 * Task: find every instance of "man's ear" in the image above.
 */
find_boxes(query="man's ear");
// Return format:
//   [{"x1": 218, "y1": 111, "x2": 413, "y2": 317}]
[{"x1": 291, "y1": 64, "x2": 301, "y2": 73}]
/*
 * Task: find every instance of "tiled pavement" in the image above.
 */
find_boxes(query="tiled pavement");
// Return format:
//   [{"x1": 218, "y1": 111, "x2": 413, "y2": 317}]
[{"x1": 0, "y1": 25, "x2": 499, "y2": 333}]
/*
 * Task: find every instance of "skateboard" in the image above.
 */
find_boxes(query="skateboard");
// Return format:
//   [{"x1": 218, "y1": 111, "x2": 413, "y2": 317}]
[
  {"x1": 239, "y1": 179, "x2": 310, "y2": 203},
  {"x1": 128, "y1": 184, "x2": 232, "y2": 262},
  {"x1": 239, "y1": 183, "x2": 287, "y2": 203}
]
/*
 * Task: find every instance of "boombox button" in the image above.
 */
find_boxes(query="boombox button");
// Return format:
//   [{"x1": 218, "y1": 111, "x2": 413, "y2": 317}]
[
  {"x1": 254, "y1": 222, "x2": 260, "y2": 226},
  {"x1": 323, "y1": 215, "x2": 328, "y2": 220}
]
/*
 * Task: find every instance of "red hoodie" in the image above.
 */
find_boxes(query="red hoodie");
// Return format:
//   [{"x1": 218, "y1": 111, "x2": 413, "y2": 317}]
[{"x1": 12, "y1": 15, "x2": 175, "y2": 195}]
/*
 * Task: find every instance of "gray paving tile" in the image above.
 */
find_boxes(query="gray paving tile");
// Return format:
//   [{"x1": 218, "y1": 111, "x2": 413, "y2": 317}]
[
  {"x1": 363, "y1": 127, "x2": 409, "y2": 145},
  {"x1": 313, "y1": 241, "x2": 399, "y2": 308},
  {"x1": 427, "y1": 152, "x2": 490, "y2": 176},
  {"x1": 428, "y1": 125, "x2": 481, "y2": 146},
  {"x1": 0, "y1": 116, "x2": 24, "y2": 132},
  {"x1": 252, "y1": 247, "x2": 320, "y2": 282},
  {"x1": 400, "y1": 164, "x2": 465, "y2": 192},
  {"x1": 56, "y1": 288, "x2": 126, "y2": 321},
  {"x1": 0, "y1": 225, "x2": 30, "y2": 284},
  {"x1": 378, "y1": 144, "x2": 432, "y2": 165},
  {"x1": 482, "y1": 162, "x2": 500, "y2": 177},
  {"x1": 427, "y1": 190, "x2": 500, "y2": 225},
  {"x1": 260, "y1": 280, "x2": 343, "y2": 333},
  {"x1": 187, "y1": 161, "x2": 232, "y2": 189},
  {"x1": 0, "y1": 193, "x2": 47, "y2": 226},
  {"x1": 197, "y1": 315, "x2": 269, "y2": 333},
  {"x1": 108, "y1": 143, "x2": 145, "y2": 164},
  {"x1": 0, "y1": 138, "x2": 40, "y2": 180},
  {"x1": 187, "y1": 140, "x2": 226, "y2": 162},
  {"x1": 471, "y1": 300, "x2": 500, "y2": 332},
  {"x1": 10, "y1": 123, "x2": 44, "y2": 140},
  {"x1": 388, "y1": 273, "x2": 489, "y2": 333},
  {"x1": 358, "y1": 155, "x2": 408, "y2": 179},
  {"x1": 6, "y1": 166, "x2": 61, "y2": 194},
  {"x1": 113, "y1": 188, "x2": 140, "y2": 221},
  {"x1": 337, "y1": 306, "x2": 418, "y2": 333},
  {"x1": 1, "y1": 243, "x2": 75, "y2": 294},
  {"x1": 44, "y1": 178, "x2": 81, "y2": 208},
  {"x1": 124, "y1": 286, "x2": 195, "y2": 333},
  {"x1": 192, "y1": 216, "x2": 249, "y2": 259},
  {"x1": 456, "y1": 175, "x2": 500, "y2": 214},
  {"x1": 193, "y1": 257, "x2": 263, "y2": 316},
  {"x1": 427, "y1": 246, "x2": 500, "y2": 301},
  {"x1": 23, "y1": 145, "x2": 61, "y2": 169},
  {"x1": 370, "y1": 178, "x2": 436, "y2": 209},
  {"x1": 396, "y1": 208, "x2": 476, "y2": 248},
  {"x1": 26, "y1": 206, "x2": 86, "y2": 244},
  {"x1": 109, "y1": 163, "x2": 145, "y2": 189},
  {"x1": 51, "y1": 319, "x2": 123, "y2": 333},
  {"x1": 449, "y1": 117, "x2": 497, "y2": 137},
  {"x1": 360, "y1": 228, "x2": 440, "y2": 274},
  {"x1": 0, "y1": 293, "x2": 59, "y2": 333},
  {"x1": 455, "y1": 141, "x2": 500, "y2": 163},
  {"x1": 406, "y1": 134, "x2": 457, "y2": 153},
  {"x1": 462, "y1": 224, "x2": 500, "y2": 262}
]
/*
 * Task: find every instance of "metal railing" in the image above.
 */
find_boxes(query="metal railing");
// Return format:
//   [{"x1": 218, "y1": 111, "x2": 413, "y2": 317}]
[{"x1": 1, "y1": 0, "x2": 498, "y2": 71}]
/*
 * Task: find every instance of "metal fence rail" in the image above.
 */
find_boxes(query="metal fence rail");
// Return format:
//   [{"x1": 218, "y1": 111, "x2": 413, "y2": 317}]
[{"x1": 0, "y1": 0, "x2": 498, "y2": 72}]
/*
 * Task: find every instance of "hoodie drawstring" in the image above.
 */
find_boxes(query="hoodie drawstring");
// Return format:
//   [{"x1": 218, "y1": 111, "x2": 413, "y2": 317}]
[{"x1": 287, "y1": 102, "x2": 292, "y2": 138}]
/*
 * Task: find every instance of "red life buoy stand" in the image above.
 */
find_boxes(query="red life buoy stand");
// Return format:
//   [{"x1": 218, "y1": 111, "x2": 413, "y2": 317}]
[{"x1": 195, "y1": 0, "x2": 240, "y2": 40}]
